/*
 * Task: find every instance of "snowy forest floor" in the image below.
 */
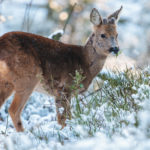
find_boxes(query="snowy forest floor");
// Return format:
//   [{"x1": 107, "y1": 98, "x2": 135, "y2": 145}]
[{"x1": 0, "y1": 66, "x2": 150, "y2": 150}]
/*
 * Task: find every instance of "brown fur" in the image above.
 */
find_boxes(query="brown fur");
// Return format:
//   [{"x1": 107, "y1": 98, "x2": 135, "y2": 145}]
[{"x1": 0, "y1": 7, "x2": 122, "y2": 132}]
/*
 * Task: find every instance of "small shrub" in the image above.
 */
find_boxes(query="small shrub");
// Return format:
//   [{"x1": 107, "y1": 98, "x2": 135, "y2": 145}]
[{"x1": 69, "y1": 67, "x2": 150, "y2": 137}]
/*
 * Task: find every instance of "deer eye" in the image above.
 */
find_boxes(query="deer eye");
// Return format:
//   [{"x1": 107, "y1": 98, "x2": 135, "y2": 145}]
[{"x1": 101, "y1": 34, "x2": 106, "y2": 38}]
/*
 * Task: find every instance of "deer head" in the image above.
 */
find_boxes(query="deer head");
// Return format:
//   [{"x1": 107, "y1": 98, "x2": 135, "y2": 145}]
[{"x1": 90, "y1": 6, "x2": 123, "y2": 56}]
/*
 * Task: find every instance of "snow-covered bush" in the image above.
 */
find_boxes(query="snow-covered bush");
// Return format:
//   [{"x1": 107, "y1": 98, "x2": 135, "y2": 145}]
[{"x1": 69, "y1": 67, "x2": 150, "y2": 138}]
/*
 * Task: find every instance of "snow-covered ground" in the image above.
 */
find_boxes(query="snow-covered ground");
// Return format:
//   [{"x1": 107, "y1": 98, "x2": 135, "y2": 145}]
[
  {"x1": 0, "y1": 67, "x2": 150, "y2": 150},
  {"x1": 1, "y1": 91, "x2": 150, "y2": 150}
]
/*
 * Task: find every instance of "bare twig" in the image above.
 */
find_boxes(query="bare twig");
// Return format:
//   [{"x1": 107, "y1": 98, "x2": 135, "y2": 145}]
[
  {"x1": 21, "y1": 0, "x2": 33, "y2": 31},
  {"x1": 63, "y1": 3, "x2": 77, "y2": 33},
  {"x1": 80, "y1": 87, "x2": 102, "y2": 101},
  {"x1": 50, "y1": 3, "x2": 77, "y2": 41}
]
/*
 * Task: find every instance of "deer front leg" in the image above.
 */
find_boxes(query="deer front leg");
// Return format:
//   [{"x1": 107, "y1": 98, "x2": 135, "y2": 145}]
[
  {"x1": 9, "y1": 93, "x2": 26, "y2": 132},
  {"x1": 8, "y1": 79, "x2": 38, "y2": 132},
  {"x1": 55, "y1": 96, "x2": 71, "y2": 129},
  {"x1": 8, "y1": 88, "x2": 35, "y2": 132}
]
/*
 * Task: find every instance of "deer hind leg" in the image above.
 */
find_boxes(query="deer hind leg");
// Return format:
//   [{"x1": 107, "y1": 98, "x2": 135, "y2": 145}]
[
  {"x1": 8, "y1": 79, "x2": 38, "y2": 132},
  {"x1": 55, "y1": 95, "x2": 71, "y2": 129},
  {"x1": 0, "y1": 80, "x2": 14, "y2": 108}
]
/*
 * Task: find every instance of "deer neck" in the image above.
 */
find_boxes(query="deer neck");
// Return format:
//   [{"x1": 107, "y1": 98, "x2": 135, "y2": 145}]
[{"x1": 83, "y1": 33, "x2": 107, "y2": 77}]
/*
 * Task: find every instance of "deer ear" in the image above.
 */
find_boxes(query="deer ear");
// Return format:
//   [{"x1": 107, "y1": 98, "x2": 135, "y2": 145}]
[
  {"x1": 108, "y1": 6, "x2": 123, "y2": 21},
  {"x1": 90, "y1": 8, "x2": 102, "y2": 26}
]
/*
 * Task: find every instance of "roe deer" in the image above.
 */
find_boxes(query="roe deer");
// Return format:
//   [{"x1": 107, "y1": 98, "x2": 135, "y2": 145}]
[{"x1": 0, "y1": 6, "x2": 122, "y2": 132}]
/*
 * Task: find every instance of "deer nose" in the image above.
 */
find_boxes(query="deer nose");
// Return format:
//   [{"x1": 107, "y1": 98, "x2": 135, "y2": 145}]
[{"x1": 109, "y1": 47, "x2": 119, "y2": 54}]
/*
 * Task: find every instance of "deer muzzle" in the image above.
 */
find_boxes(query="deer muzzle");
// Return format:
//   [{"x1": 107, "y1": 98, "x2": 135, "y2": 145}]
[{"x1": 109, "y1": 47, "x2": 119, "y2": 54}]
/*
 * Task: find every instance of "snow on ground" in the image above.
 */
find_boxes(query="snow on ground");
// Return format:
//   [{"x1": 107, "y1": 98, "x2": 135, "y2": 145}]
[
  {"x1": 0, "y1": 67, "x2": 150, "y2": 150},
  {"x1": 0, "y1": 92, "x2": 75, "y2": 148},
  {"x1": 0, "y1": 92, "x2": 150, "y2": 150}
]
